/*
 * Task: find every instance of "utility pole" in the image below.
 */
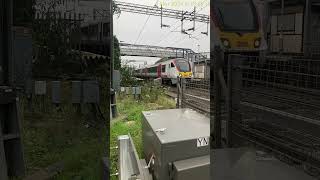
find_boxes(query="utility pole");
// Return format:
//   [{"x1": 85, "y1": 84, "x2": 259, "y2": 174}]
[
  {"x1": 0, "y1": 1, "x2": 26, "y2": 179},
  {"x1": 160, "y1": 5, "x2": 170, "y2": 28},
  {"x1": 193, "y1": 6, "x2": 196, "y2": 31}
]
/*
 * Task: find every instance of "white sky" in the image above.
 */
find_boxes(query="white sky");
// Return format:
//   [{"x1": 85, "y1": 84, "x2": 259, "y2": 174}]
[{"x1": 113, "y1": 0, "x2": 210, "y2": 67}]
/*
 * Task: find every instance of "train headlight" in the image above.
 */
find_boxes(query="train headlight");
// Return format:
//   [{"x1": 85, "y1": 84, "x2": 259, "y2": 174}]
[
  {"x1": 223, "y1": 40, "x2": 229, "y2": 47},
  {"x1": 221, "y1": 39, "x2": 230, "y2": 48},
  {"x1": 254, "y1": 38, "x2": 261, "y2": 48}
]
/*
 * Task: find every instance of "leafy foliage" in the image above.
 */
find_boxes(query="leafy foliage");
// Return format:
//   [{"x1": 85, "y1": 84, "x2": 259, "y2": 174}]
[
  {"x1": 13, "y1": 0, "x2": 33, "y2": 27},
  {"x1": 113, "y1": 36, "x2": 121, "y2": 70},
  {"x1": 120, "y1": 64, "x2": 139, "y2": 86},
  {"x1": 113, "y1": 1, "x2": 121, "y2": 16},
  {"x1": 32, "y1": 0, "x2": 84, "y2": 78}
]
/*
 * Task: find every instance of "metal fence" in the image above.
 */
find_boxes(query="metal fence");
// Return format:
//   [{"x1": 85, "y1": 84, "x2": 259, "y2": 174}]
[
  {"x1": 224, "y1": 54, "x2": 320, "y2": 176},
  {"x1": 177, "y1": 78, "x2": 210, "y2": 116}
]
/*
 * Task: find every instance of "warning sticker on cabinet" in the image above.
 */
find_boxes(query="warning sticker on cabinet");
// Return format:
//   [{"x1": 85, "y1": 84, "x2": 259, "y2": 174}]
[{"x1": 197, "y1": 137, "x2": 209, "y2": 147}]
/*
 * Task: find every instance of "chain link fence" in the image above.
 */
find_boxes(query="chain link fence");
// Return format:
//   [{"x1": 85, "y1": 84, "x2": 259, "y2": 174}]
[
  {"x1": 177, "y1": 78, "x2": 210, "y2": 116},
  {"x1": 225, "y1": 54, "x2": 320, "y2": 176}
]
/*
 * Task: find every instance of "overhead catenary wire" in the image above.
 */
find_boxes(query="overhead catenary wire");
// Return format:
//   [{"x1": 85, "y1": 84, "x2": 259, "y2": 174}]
[
  {"x1": 158, "y1": 19, "x2": 201, "y2": 46},
  {"x1": 115, "y1": 0, "x2": 210, "y2": 52},
  {"x1": 155, "y1": 1, "x2": 209, "y2": 46},
  {"x1": 134, "y1": 15, "x2": 151, "y2": 44},
  {"x1": 167, "y1": 22, "x2": 208, "y2": 46},
  {"x1": 134, "y1": 0, "x2": 160, "y2": 44},
  {"x1": 155, "y1": 21, "x2": 181, "y2": 45}
]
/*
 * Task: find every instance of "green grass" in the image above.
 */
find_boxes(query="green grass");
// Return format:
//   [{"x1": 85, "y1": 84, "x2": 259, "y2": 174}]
[
  {"x1": 20, "y1": 81, "x2": 108, "y2": 180},
  {"x1": 22, "y1": 104, "x2": 107, "y2": 180},
  {"x1": 110, "y1": 85, "x2": 176, "y2": 179},
  {"x1": 19, "y1": 82, "x2": 174, "y2": 180}
]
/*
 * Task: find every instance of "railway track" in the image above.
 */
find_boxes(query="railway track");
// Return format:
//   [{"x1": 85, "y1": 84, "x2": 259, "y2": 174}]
[{"x1": 162, "y1": 77, "x2": 320, "y2": 177}]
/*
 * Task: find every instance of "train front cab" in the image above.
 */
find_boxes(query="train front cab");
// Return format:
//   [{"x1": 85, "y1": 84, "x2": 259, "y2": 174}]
[
  {"x1": 159, "y1": 59, "x2": 193, "y2": 85},
  {"x1": 212, "y1": 0, "x2": 263, "y2": 53}
]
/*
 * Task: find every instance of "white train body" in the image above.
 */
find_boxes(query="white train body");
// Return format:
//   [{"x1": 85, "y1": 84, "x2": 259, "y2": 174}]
[{"x1": 134, "y1": 58, "x2": 193, "y2": 84}]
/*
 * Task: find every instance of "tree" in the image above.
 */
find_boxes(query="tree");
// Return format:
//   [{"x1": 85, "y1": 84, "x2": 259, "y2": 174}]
[
  {"x1": 113, "y1": 35, "x2": 121, "y2": 70},
  {"x1": 113, "y1": 1, "x2": 121, "y2": 16},
  {"x1": 32, "y1": 0, "x2": 85, "y2": 77},
  {"x1": 120, "y1": 63, "x2": 138, "y2": 86}
]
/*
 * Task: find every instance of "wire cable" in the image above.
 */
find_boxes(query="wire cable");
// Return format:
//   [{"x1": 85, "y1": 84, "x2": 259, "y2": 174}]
[
  {"x1": 155, "y1": 20, "x2": 182, "y2": 45},
  {"x1": 156, "y1": 1, "x2": 209, "y2": 46},
  {"x1": 134, "y1": 15, "x2": 151, "y2": 44},
  {"x1": 134, "y1": 0, "x2": 160, "y2": 44}
]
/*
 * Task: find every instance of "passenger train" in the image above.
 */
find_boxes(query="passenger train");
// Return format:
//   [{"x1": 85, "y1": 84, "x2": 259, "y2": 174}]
[
  {"x1": 211, "y1": 0, "x2": 264, "y2": 52},
  {"x1": 134, "y1": 57, "x2": 193, "y2": 85}
]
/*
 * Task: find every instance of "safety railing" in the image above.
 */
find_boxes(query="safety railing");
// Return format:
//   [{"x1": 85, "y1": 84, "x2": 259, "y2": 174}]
[
  {"x1": 177, "y1": 78, "x2": 210, "y2": 116},
  {"x1": 226, "y1": 54, "x2": 320, "y2": 176}
]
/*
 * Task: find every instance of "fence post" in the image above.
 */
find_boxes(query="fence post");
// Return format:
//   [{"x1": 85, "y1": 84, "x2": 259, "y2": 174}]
[
  {"x1": 0, "y1": 119, "x2": 8, "y2": 180},
  {"x1": 227, "y1": 54, "x2": 242, "y2": 148},
  {"x1": 176, "y1": 77, "x2": 180, "y2": 108},
  {"x1": 212, "y1": 46, "x2": 223, "y2": 149},
  {"x1": 227, "y1": 55, "x2": 233, "y2": 147},
  {"x1": 181, "y1": 78, "x2": 186, "y2": 108}
]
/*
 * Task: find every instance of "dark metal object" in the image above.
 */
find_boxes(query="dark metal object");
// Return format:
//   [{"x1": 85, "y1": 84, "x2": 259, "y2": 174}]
[
  {"x1": 0, "y1": 1, "x2": 25, "y2": 179},
  {"x1": 51, "y1": 81, "x2": 61, "y2": 104},
  {"x1": 110, "y1": 88, "x2": 117, "y2": 118},
  {"x1": 113, "y1": 70, "x2": 121, "y2": 92},
  {"x1": 12, "y1": 27, "x2": 32, "y2": 89},
  {"x1": 72, "y1": 81, "x2": 82, "y2": 104},
  {"x1": 213, "y1": 46, "x2": 223, "y2": 148},
  {"x1": 83, "y1": 80, "x2": 100, "y2": 104},
  {"x1": 118, "y1": 134, "x2": 152, "y2": 180},
  {"x1": 119, "y1": 43, "x2": 207, "y2": 62},
  {"x1": 226, "y1": 54, "x2": 320, "y2": 176},
  {"x1": 101, "y1": 157, "x2": 109, "y2": 180},
  {"x1": 0, "y1": 88, "x2": 25, "y2": 178},
  {"x1": 211, "y1": 148, "x2": 316, "y2": 180},
  {"x1": 177, "y1": 78, "x2": 210, "y2": 115},
  {"x1": 173, "y1": 155, "x2": 210, "y2": 180},
  {"x1": 34, "y1": 81, "x2": 46, "y2": 95},
  {"x1": 142, "y1": 109, "x2": 210, "y2": 180},
  {"x1": 226, "y1": 55, "x2": 241, "y2": 147}
]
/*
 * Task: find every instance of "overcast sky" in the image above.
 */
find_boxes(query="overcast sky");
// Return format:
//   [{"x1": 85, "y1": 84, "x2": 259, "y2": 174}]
[{"x1": 113, "y1": 0, "x2": 210, "y2": 67}]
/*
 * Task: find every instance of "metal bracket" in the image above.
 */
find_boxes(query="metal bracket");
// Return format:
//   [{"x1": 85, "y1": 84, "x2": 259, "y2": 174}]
[
  {"x1": 144, "y1": 154, "x2": 155, "y2": 169},
  {"x1": 168, "y1": 162, "x2": 175, "y2": 180}
]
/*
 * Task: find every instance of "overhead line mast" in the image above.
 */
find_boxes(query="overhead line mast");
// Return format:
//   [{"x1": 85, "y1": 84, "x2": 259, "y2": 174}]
[{"x1": 114, "y1": 1, "x2": 209, "y2": 23}]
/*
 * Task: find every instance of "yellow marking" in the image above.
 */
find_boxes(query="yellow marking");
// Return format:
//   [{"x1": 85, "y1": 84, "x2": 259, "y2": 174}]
[
  {"x1": 179, "y1": 72, "x2": 193, "y2": 78},
  {"x1": 219, "y1": 30, "x2": 261, "y2": 50}
]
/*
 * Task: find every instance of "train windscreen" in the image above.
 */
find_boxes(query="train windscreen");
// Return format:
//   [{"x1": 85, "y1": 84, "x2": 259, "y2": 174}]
[
  {"x1": 176, "y1": 60, "x2": 190, "y2": 72},
  {"x1": 215, "y1": 0, "x2": 258, "y2": 31}
]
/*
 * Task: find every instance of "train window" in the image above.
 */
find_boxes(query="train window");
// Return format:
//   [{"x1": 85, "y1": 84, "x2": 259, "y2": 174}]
[
  {"x1": 162, "y1": 65, "x2": 166, "y2": 72},
  {"x1": 277, "y1": 14, "x2": 295, "y2": 32},
  {"x1": 171, "y1": 63, "x2": 175, "y2": 68},
  {"x1": 215, "y1": 1, "x2": 258, "y2": 31},
  {"x1": 176, "y1": 60, "x2": 190, "y2": 72},
  {"x1": 149, "y1": 67, "x2": 157, "y2": 73}
]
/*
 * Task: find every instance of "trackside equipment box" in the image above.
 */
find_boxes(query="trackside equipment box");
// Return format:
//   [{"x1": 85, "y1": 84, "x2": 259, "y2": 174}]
[{"x1": 142, "y1": 108, "x2": 210, "y2": 180}]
